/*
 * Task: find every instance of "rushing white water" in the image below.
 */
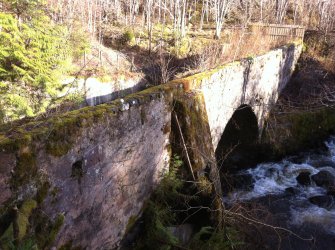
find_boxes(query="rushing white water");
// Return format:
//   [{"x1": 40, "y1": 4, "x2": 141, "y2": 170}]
[{"x1": 224, "y1": 136, "x2": 335, "y2": 234}]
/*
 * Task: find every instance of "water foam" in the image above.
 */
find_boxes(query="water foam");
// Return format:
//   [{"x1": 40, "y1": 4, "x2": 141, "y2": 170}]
[{"x1": 224, "y1": 136, "x2": 335, "y2": 234}]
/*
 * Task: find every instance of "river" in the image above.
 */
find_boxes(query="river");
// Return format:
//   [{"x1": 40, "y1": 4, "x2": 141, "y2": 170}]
[{"x1": 224, "y1": 136, "x2": 335, "y2": 249}]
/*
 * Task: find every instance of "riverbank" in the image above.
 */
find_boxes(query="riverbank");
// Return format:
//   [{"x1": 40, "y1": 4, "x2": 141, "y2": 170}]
[
  {"x1": 261, "y1": 31, "x2": 335, "y2": 159},
  {"x1": 122, "y1": 31, "x2": 335, "y2": 249}
]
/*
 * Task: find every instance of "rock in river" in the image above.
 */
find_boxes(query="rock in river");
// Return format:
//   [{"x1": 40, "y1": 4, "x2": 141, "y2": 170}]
[
  {"x1": 309, "y1": 195, "x2": 334, "y2": 210},
  {"x1": 296, "y1": 171, "x2": 311, "y2": 186},
  {"x1": 311, "y1": 170, "x2": 335, "y2": 189}
]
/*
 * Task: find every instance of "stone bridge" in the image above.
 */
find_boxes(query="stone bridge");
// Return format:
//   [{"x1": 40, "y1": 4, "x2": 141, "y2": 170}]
[{"x1": 0, "y1": 43, "x2": 302, "y2": 249}]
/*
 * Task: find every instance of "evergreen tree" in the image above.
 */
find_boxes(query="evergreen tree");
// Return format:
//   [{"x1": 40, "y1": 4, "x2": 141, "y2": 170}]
[{"x1": 0, "y1": 12, "x2": 72, "y2": 122}]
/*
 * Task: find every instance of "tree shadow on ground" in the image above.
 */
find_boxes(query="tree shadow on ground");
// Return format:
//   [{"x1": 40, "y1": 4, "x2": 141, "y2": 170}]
[{"x1": 103, "y1": 37, "x2": 200, "y2": 85}]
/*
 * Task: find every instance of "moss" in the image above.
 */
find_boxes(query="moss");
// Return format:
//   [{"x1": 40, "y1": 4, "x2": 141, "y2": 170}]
[
  {"x1": 290, "y1": 108, "x2": 335, "y2": 148},
  {"x1": 50, "y1": 187, "x2": 60, "y2": 197},
  {"x1": 125, "y1": 215, "x2": 138, "y2": 234},
  {"x1": 123, "y1": 84, "x2": 175, "y2": 104},
  {"x1": 173, "y1": 93, "x2": 213, "y2": 172},
  {"x1": 11, "y1": 151, "x2": 37, "y2": 189},
  {"x1": 0, "y1": 222, "x2": 14, "y2": 250},
  {"x1": 0, "y1": 199, "x2": 37, "y2": 249},
  {"x1": 19, "y1": 200, "x2": 37, "y2": 217},
  {"x1": 197, "y1": 176, "x2": 213, "y2": 197},
  {"x1": 263, "y1": 108, "x2": 335, "y2": 156},
  {"x1": 45, "y1": 116, "x2": 83, "y2": 156},
  {"x1": 32, "y1": 213, "x2": 50, "y2": 248},
  {"x1": 0, "y1": 82, "x2": 179, "y2": 158},
  {"x1": 44, "y1": 213, "x2": 64, "y2": 247},
  {"x1": 0, "y1": 105, "x2": 105, "y2": 156},
  {"x1": 0, "y1": 135, "x2": 10, "y2": 147},
  {"x1": 134, "y1": 201, "x2": 178, "y2": 250},
  {"x1": 31, "y1": 211, "x2": 65, "y2": 249},
  {"x1": 16, "y1": 199, "x2": 38, "y2": 241},
  {"x1": 43, "y1": 105, "x2": 110, "y2": 156},
  {"x1": 0, "y1": 134, "x2": 32, "y2": 152},
  {"x1": 170, "y1": 61, "x2": 242, "y2": 91},
  {"x1": 35, "y1": 181, "x2": 50, "y2": 204},
  {"x1": 17, "y1": 238, "x2": 38, "y2": 250}
]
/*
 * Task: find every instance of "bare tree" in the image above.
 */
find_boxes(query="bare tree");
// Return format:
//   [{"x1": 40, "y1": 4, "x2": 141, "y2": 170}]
[
  {"x1": 214, "y1": 0, "x2": 232, "y2": 39},
  {"x1": 144, "y1": 0, "x2": 154, "y2": 53},
  {"x1": 45, "y1": 0, "x2": 335, "y2": 41},
  {"x1": 200, "y1": 0, "x2": 209, "y2": 30},
  {"x1": 275, "y1": 0, "x2": 289, "y2": 24}
]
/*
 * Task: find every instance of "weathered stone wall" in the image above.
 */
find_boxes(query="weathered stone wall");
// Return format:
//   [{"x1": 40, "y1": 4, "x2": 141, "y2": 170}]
[
  {"x1": 0, "y1": 43, "x2": 302, "y2": 249},
  {"x1": 0, "y1": 86, "x2": 174, "y2": 249},
  {"x1": 44, "y1": 100, "x2": 170, "y2": 248}
]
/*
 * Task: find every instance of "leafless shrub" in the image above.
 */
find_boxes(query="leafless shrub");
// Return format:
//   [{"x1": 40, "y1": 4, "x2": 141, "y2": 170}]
[
  {"x1": 159, "y1": 52, "x2": 176, "y2": 84},
  {"x1": 145, "y1": 47, "x2": 176, "y2": 85},
  {"x1": 192, "y1": 27, "x2": 287, "y2": 73}
]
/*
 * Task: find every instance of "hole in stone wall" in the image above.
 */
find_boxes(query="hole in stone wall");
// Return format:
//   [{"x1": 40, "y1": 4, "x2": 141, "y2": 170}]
[{"x1": 71, "y1": 160, "x2": 83, "y2": 179}]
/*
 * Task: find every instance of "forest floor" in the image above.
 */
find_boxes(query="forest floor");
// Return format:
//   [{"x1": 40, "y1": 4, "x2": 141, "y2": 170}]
[
  {"x1": 79, "y1": 24, "x2": 295, "y2": 85},
  {"x1": 277, "y1": 30, "x2": 335, "y2": 111}
]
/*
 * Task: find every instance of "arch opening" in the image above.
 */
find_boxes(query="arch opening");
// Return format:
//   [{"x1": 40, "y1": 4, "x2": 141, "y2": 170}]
[{"x1": 215, "y1": 105, "x2": 259, "y2": 174}]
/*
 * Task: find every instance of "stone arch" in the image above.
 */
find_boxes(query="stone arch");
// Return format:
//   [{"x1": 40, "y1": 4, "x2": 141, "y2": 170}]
[{"x1": 215, "y1": 104, "x2": 259, "y2": 173}]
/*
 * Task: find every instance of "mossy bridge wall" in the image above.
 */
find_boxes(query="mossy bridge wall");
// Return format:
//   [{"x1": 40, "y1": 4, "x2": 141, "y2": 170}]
[{"x1": 0, "y1": 44, "x2": 302, "y2": 249}]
